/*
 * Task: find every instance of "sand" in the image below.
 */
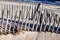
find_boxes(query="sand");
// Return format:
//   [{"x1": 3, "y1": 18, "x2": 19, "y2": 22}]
[
  {"x1": 0, "y1": 31, "x2": 38, "y2": 40},
  {"x1": 0, "y1": 31, "x2": 60, "y2": 40}
]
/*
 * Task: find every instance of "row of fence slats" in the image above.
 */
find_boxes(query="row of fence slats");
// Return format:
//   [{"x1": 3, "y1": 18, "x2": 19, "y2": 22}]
[{"x1": 0, "y1": 3, "x2": 60, "y2": 34}]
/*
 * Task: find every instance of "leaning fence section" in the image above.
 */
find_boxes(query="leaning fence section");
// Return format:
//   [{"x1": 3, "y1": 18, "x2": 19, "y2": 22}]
[{"x1": 0, "y1": 2, "x2": 60, "y2": 34}]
